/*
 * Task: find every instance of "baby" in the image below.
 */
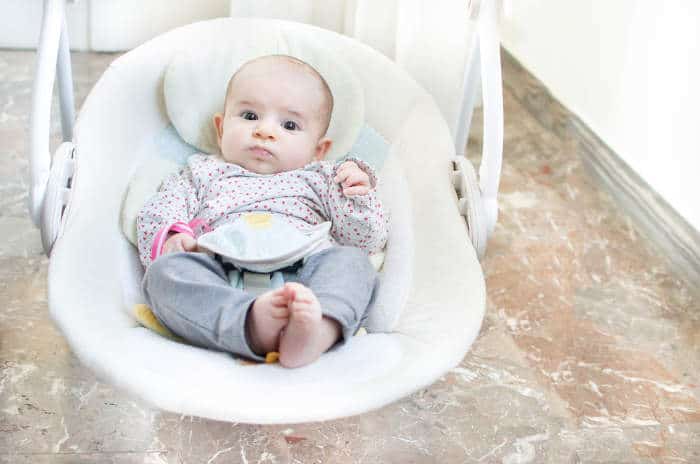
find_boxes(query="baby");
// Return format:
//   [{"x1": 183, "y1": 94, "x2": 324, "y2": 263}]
[{"x1": 137, "y1": 55, "x2": 388, "y2": 368}]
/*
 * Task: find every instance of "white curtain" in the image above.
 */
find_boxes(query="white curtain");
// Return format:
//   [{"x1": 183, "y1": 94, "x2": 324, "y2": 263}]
[{"x1": 230, "y1": 0, "x2": 477, "y2": 139}]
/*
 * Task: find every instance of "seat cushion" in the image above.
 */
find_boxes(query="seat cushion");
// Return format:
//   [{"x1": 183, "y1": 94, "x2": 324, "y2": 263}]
[{"x1": 164, "y1": 19, "x2": 364, "y2": 161}]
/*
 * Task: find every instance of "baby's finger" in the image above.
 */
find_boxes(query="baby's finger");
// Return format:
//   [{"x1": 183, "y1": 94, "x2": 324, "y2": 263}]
[
  {"x1": 182, "y1": 235, "x2": 197, "y2": 251},
  {"x1": 333, "y1": 168, "x2": 350, "y2": 184},
  {"x1": 342, "y1": 171, "x2": 369, "y2": 187},
  {"x1": 338, "y1": 161, "x2": 355, "y2": 172},
  {"x1": 343, "y1": 185, "x2": 370, "y2": 196},
  {"x1": 167, "y1": 239, "x2": 183, "y2": 253},
  {"x1": 333, "y1": 161, "x2": 357, "y2": 182}
]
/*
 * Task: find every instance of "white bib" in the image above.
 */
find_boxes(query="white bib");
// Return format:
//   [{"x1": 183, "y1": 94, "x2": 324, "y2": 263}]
[{"x1": 197, "y1": 213, "x2": 332, "y2": 273}]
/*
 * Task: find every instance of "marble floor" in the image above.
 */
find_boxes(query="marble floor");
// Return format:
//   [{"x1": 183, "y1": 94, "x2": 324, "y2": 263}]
[{"x1": 1, "y1": 49, "x2": 698, "y2": 463}]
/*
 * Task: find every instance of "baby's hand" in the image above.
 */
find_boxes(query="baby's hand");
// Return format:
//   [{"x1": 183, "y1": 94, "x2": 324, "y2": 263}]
[
  {"x1": 163, "y1": 232, "x2": 198, "y2": 254},
  {"x1": 333, "y1": 161, "x2": 371, "y2": 197}
]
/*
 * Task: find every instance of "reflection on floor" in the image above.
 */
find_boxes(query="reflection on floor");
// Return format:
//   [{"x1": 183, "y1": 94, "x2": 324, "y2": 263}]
[{"x1": 1, "y1": 49, "x2": 698, "y2": 463}]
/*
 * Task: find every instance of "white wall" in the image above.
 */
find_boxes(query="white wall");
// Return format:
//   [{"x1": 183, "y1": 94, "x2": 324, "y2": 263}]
[
  {"x1": 501, "y1": 0, "x2": 700, "y2": 231},
  {"x1": 0, "y1": 0, "x2": 229, "y2": 51},
  {"x1": 0, "y1": 0, "x2": 90, "y2": 50},
  {"x1": 89, "y1": 0, "x2": 229, "y2": 51}
]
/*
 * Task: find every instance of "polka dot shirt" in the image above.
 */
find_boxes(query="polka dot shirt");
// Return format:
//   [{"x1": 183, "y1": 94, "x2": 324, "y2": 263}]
[{"x1": 137, "y1": 153, "x2": 388, "y2": 268}]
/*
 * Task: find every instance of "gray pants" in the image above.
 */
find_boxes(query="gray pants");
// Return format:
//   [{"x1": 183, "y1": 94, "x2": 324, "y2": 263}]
[{"x1": 142, "y1": 246, "x2": 379, "y2": 362}]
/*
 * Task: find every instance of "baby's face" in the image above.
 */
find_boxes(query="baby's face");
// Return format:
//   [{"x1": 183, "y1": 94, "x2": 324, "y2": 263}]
[{"x1": 213, "y1": 59, "x2": 332, "y2": 175}]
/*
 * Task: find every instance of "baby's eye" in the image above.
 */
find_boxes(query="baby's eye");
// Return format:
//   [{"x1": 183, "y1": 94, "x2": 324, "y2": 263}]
[
  {"x1": 283, "y1": 120, "x2": 299, "y2": 131},
  {"x1": 240, "y1": 111, "x2": 257, "y2": 121}
]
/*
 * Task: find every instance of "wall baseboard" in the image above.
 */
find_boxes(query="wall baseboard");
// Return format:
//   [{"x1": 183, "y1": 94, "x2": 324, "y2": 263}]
[{"x1": 501, "y1": 49, "x2": 700, "y2": 294}]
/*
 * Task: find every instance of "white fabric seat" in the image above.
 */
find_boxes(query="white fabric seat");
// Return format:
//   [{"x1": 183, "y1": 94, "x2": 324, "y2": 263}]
[{"x1": 48, "y1": 18, "x2": 485, "y2": 423}]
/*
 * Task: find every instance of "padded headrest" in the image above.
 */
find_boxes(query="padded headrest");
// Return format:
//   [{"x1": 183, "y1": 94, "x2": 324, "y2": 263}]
[{"x1": 164, "y1": 20, "x2": 364, "y2": 161}]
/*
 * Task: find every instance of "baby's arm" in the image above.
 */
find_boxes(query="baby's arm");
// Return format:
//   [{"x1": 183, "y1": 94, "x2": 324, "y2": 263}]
[
  {"x1": 136, "y1": 163, "x2": 201, "y2": 268},
  {"x1": 318, "y1": 158, "x2": 389, "y2": 254}
]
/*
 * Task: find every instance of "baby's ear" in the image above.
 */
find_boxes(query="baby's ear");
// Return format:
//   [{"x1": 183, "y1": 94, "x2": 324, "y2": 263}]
[
  {"x1": 213, "y1": 112, "x2": 224, "y2": 146},
  {"x1": 314, "y1": 137, "x2": 332, "y2": 161}
]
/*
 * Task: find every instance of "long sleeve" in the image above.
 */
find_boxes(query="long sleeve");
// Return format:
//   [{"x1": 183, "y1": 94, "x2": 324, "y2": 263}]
[
  {"x1": 136, "y1": 163, "x2": 201, "y2": 268},
  {"x1": 315, "y1": 157, "x2": 389, "y2": 254}
]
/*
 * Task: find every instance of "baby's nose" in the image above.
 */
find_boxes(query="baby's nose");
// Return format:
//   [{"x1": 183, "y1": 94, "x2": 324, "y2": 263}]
[{"x1": 253, "y1": 121, "x2": 276, "y2": 141}]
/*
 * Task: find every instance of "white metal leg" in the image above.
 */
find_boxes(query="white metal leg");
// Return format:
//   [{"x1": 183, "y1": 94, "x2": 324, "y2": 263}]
[
  {"x1": 454, "y1": 40, "x2": 481, "y2": 157},
  {"x1": 30, "y1": 0, "x2": 67, "y2": 226},
  {"x1": 29, "y1": 0, "x2": 76, "y2": 255},
  {"x1": 476, "y1": 0, "x2": 504, "y2": 237},
  {"x1": 57, "y1": 15, "x2": 75, "y2": 142}
]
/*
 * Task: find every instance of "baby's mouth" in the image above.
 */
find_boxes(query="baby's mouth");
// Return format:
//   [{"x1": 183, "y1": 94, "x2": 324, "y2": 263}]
[{"x1": 249, "y1": 145, "x2": 275, "y2": 159}]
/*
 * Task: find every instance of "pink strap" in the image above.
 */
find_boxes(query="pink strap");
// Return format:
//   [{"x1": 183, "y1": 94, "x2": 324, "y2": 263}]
[
  {"x1": 170, "y1": 222, "x2": 194, "y2": 236},
  {"x1": 150, "y1": 219, "x2": 211, "y2": 262},
  {"x1": 188, "y1": 218, "x2": 212, "y2": 234}
]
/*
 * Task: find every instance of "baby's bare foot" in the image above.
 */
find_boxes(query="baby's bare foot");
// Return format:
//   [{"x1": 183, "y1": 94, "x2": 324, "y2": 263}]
[
  {"x1": 278, "y1": 283, "x2": 341, "y2": 368},
  {"x1": 246, "y1": 286, "x2": 293, "y2": 355}
]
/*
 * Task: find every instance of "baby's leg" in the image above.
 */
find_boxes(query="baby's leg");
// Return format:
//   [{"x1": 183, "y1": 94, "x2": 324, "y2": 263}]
[
  {"x1": 142, "y1": 252, "x2": 265, "y2": 361},
  {"x1": 277, "y1": 283, "x2": 341, "y2": 368}
]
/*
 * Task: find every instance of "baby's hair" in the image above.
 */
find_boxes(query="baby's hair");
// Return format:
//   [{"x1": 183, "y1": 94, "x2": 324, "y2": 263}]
[{"x1": 224, "y1": 55, "x2": 334, "y2": 135}]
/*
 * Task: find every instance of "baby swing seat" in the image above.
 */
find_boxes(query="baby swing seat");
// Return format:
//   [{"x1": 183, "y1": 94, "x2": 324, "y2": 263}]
[{"x1": 40, "y1": 18, "x2": 487, "y2": 424}]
